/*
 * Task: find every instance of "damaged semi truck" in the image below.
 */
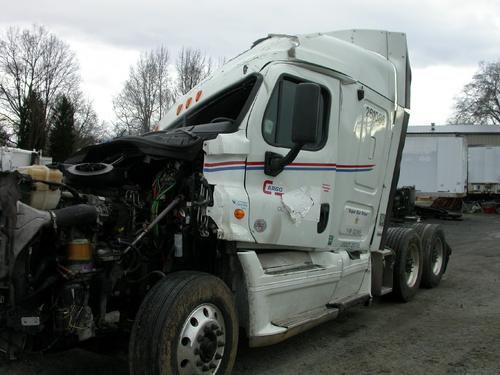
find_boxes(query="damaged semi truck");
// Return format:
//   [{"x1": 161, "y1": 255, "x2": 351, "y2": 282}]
[{"x1": 0, "y1": 30, "x2": 450, "y2": 374}]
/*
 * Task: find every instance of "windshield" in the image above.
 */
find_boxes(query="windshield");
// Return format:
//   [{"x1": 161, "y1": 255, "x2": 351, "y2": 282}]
[{"x1": 163, "y1": 74, "x2": 261, "y2": 131}]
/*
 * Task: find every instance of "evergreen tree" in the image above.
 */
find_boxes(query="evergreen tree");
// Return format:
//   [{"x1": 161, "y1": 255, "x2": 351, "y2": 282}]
[
  {"x1": 49, "y1": 96, "x2": 75, "y2": 162},
  {"x1": 17, "y1": 91, "x2": 47, "y2": 150}
]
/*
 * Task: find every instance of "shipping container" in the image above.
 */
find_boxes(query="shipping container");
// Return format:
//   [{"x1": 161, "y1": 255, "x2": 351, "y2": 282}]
[
  {"x1": 468, "y1": 146, "x2": 500, "y2": 194},
  {"x1": 399, "y1": 135, "x2": 467, "y2": 196}
]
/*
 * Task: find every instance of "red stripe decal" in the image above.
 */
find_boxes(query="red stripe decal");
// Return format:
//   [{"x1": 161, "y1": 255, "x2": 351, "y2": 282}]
[{"x1": 204, "y1": 161, "x2": 375, "y2": 169}]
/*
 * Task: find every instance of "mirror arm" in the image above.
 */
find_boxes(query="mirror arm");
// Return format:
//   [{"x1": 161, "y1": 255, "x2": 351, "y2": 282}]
[{"x1": 264, "y1": 143, "x2": 303, "y2": 177}]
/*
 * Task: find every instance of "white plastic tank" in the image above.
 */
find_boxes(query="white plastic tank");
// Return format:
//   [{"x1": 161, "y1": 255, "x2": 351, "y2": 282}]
[{"x1": 17, "y1": 165, "x2": 63, "y2": 210}]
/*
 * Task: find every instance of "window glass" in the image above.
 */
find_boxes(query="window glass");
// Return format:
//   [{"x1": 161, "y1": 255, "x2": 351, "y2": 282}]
[
  {"x1": 164, "y1": 75, "x2": 259, "y2": 130},
  {"x1": 263, "y1": 76, "x2": 328, "y2": 150}
]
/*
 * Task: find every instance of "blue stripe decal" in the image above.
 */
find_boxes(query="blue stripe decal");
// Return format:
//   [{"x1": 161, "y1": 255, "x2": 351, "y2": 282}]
[
  {"x1": 283, "y1": 167, "x2": 336, "y2": 171},
  {"x1": 203, "y1": 166, "x2": 246, "y2": 173},
  {"x1": 245, "y1": 166, "x2": 265, "y2": 171}
]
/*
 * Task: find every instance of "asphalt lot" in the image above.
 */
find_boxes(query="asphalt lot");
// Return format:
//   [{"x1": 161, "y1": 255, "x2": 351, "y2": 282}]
[{"x1": 1, "y1": 214, "x2": 499, "y2": 374}]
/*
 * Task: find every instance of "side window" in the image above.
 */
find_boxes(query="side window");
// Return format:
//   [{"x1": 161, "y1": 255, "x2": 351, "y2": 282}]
[{"x1": 262, "y1": 76, "x2": 329, "y2": 150}]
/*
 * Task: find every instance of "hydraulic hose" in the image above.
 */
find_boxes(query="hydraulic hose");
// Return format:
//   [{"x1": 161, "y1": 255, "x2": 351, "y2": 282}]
[{"x1": 123, "y1": 196, "x2": 182, "y2": 255}]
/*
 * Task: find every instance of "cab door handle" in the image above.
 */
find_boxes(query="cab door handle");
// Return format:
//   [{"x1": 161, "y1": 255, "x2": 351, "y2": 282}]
[{"x1": 317, "y1": 203, "x2": 330, "y2": 233}]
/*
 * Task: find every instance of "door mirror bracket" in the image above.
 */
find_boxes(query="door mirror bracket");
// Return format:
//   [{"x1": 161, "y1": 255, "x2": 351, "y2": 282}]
[{"x1": 264, "y1": 145, "x2": 302, "y2": 176}]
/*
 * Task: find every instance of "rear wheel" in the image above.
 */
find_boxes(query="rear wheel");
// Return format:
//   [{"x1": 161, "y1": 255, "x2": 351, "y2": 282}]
[
  {"x1": 129, "y1": 271, "x2": 238, "y2": 375},
  {"x1": 420, "y1": 224, "x2": 447, "y2": 288},
  {"x1": 386, "y1": 227, "x2": 423, "y2": 302}
]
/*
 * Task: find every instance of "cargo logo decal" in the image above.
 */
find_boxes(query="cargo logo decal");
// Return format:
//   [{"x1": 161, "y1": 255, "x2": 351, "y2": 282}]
[
  {"x1": 262, "y1": 180, "x2": 284, "y2": 196},
  {"x1": 203, "y1": 161, "x2": 375, "y2": 173}
]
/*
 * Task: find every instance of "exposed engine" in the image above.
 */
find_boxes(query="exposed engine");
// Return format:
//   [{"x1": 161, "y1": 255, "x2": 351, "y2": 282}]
[{"x1": 0, "y1": 131, "x2": 221, "y2": 357}]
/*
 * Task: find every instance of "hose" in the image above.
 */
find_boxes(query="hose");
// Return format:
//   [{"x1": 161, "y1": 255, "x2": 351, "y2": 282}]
[
  {"x1": 123, "y1": 196, "x2": 182, "y2": 256},
  {"x1": 30, "y1": 178, "x2": 83, "y2": 202}
]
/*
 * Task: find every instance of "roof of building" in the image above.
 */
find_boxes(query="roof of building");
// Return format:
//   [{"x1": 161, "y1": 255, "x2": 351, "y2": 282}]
[{"x1": 408, "y1": 125, "x2": 500, "y2": 135}]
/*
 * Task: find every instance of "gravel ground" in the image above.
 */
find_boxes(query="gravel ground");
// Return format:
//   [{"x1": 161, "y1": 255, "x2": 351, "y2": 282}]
[{"x1": 1, "y1": 214, "x2": 499, "y2": 374}]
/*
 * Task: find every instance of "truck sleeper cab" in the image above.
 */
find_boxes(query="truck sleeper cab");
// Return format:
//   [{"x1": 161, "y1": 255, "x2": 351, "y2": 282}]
[
  {"x1": 158, "y1": 30, "x2": 414, "y2": 347},
  {"x1": 133, "y1": 30, "x2": 451, "y2": 375}
]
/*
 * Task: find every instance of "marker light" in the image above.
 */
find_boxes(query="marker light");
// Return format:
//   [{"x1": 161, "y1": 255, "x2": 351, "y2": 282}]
[
  {"x1": 185, "y1": 97, "x2": 193, "y2": 109},
  {"x1": 176, "y1": 103, "x2": 183, "y2": 115},
  {"x1": 234, "y1": 209, "x2": 245, "y2": 220},
  {"x1": 195, "y1": 90, "x2": 203, "y2": 102}
]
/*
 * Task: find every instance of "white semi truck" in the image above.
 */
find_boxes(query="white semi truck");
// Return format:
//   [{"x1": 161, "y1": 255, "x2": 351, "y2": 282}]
[{"x1": 0, "y1": 30, "x2": 450, "y2": 374}]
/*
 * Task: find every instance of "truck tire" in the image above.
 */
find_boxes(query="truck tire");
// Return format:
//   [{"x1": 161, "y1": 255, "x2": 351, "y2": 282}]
[
  {"x1": 420, "y1": 224, "x2": 447, "y2": 288},
  {"x1": 129, "y1": 271, "x2": 238, "y2": 375},
  {"x1": 385, "y1": 227, "x2": 423, "y2": 302},
  {"x1": 406, "y1": 222, "x2": 427, "y2": 237}
]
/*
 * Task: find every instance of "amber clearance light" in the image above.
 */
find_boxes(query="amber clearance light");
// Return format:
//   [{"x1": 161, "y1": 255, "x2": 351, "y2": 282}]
[
  {"x1": 176, "y1": 103, "x2": 183, "y2": 115},
  {"x1": 234, "y1": 209, "x2": 245, "y2": 220}
]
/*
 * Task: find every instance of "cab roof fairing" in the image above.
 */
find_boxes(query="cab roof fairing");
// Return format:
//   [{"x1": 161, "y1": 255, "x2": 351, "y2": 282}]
[{"x1": 159, "y1": 30, "x2": 409, "y2": 130}]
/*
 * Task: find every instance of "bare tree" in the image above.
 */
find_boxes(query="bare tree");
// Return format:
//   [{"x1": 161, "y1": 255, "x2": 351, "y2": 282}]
[
  {"x1": 70, "y1": 91, "x2": 106, "y2": 149},
  {"x1": 0, "y1": 25, "x2": 80, "y2": 148},
  {"x1": 175, "y1": 47, "x2": 212, "y2": 97},
  {"x1": 113, "y1": 46, "x2": 173, "y2": 135},
  {"x1": 449, "y1": 61, "x2": 500, "y2": 125}
]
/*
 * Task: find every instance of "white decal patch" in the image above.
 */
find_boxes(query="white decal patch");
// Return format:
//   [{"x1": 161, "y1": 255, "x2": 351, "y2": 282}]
[{"x1": 281, "y1": 187, "x2": 320, "y2": 224}]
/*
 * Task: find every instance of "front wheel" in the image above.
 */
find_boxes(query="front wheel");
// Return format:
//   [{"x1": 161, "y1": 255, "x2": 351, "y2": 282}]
[{"x1": 129, "y1": 271, "x2": 239, "y2": 375}]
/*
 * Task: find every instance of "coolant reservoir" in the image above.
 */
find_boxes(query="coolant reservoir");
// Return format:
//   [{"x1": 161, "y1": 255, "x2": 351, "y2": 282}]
[{"x1": 17, "y1": 165, "x2": 63, "y2": 210}]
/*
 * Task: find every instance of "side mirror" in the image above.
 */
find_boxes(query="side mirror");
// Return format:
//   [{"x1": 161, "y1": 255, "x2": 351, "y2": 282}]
[{"x1": 264, "y1": 83, "x2": 322, "y2": 176}]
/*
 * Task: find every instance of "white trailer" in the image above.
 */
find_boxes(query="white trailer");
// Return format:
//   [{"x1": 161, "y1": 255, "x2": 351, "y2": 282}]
[
  {"x1": 468, "y1": 146, "x2": 500, "y2": 194},
  {"x1": 399, "y1": 135, "x2": 467, "y2": 197},
  {"x1": 0, "y1": 147, "x2": 52, "y2": 171}
]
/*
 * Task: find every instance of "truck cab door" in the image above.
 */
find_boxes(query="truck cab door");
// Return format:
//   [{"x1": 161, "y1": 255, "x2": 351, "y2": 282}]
[{"x1": 244, "y1": 64, "x2": 340, "y2": 248}]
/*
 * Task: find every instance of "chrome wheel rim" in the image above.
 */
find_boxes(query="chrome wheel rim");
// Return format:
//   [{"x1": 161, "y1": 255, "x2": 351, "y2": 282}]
[
  {"x1": 177, "y1": 303, "x2": 226, "y2": 374},
  {"x1": 405, "y1": 243, "x2": 420, "y2": 288},
  {"x1": 431, "y1": 238, "x2": 444, "y2": 276}
]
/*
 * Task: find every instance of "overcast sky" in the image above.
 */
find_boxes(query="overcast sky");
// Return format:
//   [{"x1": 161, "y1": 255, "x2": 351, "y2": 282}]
[{"x1": 1, "y1": 0, "x2": 499, "y2": 126}]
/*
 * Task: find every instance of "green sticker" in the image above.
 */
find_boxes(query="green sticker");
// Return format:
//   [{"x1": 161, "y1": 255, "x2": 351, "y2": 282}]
[{"x1": 328, "y1": 235, "x2": 334, "y2": 246}]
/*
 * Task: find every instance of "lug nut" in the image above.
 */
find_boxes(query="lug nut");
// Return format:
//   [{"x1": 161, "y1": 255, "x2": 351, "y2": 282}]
[
  {"x1": 215, "y1": 353, "x2": 222, "y2": 360},
  {"x1": 217, "y1": 342, "x2": 224, "y2": 347},
  {"x1": 209, "y1": 363, "x2": 216, "y2": 369},
  {"x1": 216, "y1": 330, "x2": 223, "y2": 336}
]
